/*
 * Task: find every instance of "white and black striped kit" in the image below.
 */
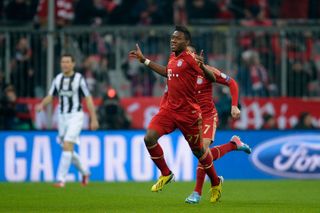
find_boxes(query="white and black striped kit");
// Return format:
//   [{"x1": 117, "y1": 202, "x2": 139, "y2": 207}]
[{"x1": 49, "y1": 72, "x2": 90, "y2": 114}]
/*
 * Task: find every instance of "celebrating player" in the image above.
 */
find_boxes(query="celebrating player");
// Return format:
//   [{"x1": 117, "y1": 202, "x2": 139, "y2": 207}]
[
  {"x1": 130, "y1": 42, "x2": 252, "y2": 203},
  {"x1": 185, "y1": 46, "x2": 251, "y2": 203},
  {"x1": 130, "y1": 26, "x2": 222, "y2": 203},
  {"x1": 36, "y1": 54, "x2": 99, "y2": 187}
]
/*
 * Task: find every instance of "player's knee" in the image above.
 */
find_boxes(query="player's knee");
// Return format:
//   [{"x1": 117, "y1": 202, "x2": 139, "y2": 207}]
[
  {"x1": 144, "y1": 135, "x2": 156, "y2": 147},
  {"x1": 192, "y1": 147, "x2": 205, "y2": 159},
  {"x1": 191, "y1": 149, "x2": 202, "y2": 159},
  {"x1": 63, "y1": 142, "x2": 74, "y2": 151},
  {"x1": 202, "y1": 139, "x2": 211, "y2": 149},
  {"x1": 144, "y1": 130, "x2": 159, "y2": 147}
]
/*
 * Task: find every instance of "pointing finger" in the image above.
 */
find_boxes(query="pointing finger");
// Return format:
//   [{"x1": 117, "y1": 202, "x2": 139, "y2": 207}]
[{"x1": 136, "y1": 43, "x2": 141, "y2": 51}]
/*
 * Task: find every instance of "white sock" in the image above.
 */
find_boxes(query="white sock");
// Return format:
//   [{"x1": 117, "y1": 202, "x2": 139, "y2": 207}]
[
  {"x1": 72, "y1": 152, "x2": 87, "y2": 175},
  {"x1": 56, "y1": 151, "x2": 72, "y2": 183}
]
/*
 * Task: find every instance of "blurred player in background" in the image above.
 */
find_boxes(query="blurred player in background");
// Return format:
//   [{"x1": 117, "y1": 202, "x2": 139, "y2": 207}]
[
  {"x1": 130, "y1": 26, "x2": 223, "y2": 203},
  {"x1": 36, "y1": 54, "x2": 99, "y2": 187},
  {"x1": 130, "y1": 43, "x2": 251, "y2": 203}
]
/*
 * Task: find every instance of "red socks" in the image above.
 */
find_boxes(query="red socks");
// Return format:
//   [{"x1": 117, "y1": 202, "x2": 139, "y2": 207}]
[
  {"x1": 198, "y1": 150, "x2": 220, "y2": 187},
  {"x1": 194, "y1": 163, "x2": 206, "y2": 195},
  {"x1": 211, "y1": 142, "x2": 237, "y2": 161},
  {"x1": 194, "y1": 142, "x2": 237, "y2": 194},
  {"x1": 147, "y1": 143, "x2": 171, "y2": 176},
  {"x1": 147, "y1": 141, "x2": 236, "y2": 192}
]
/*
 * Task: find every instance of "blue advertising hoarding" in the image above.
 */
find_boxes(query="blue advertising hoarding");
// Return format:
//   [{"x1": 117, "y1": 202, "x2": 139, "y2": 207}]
[{"x1": 0, "y1": 130, "x2": 319, "y2": 182}]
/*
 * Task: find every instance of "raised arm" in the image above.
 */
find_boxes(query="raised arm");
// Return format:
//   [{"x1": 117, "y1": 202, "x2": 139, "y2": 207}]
[
  {"x1": 194, "y1": 50, "x2": 216, "y2": 82},
  {"x1": 129, "y1": 44, "x2": 167, "y2": 77},
  {"x1": 191, "y1": 49, "x2": 240, "y2": 118}
]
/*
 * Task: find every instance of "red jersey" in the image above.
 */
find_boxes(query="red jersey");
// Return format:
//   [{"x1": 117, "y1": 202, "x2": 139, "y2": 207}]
[
  {"x1": 196, "y1": 75, "x2": 215, "y2": 116},
  {"x1": 159, "y1": 86, "x2": 168, "y2": 109},
  {"x1": 160, "y1": 61, "x2": 239, "y2": 117},
  {"x1": 163, "y1": 50, "x2": 203, "y2": 113},
  {"x1": 196, "y1": 65, "x2": 239, "y2": 117}
]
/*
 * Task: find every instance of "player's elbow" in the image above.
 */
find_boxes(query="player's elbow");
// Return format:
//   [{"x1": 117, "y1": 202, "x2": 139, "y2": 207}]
[
  {"x1": 86, "y1": 96, "x2": 95, "y2": 108},
  {"x1": 230, "y1": 78, "x2": 238, "y2": 87},
  {"x1": 205, "y1": 72, "x2": 216, "y2": 82}
]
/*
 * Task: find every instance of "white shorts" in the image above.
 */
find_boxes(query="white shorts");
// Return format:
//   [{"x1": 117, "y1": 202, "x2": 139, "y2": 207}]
[{"x1": 58, "y1": 111, "x2": 84, "y2": 145}]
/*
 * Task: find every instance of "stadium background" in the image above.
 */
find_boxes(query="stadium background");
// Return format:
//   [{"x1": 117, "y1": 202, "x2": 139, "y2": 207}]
[{"x1": 0, "y1": 0, "x2": 319, "y2": 212}]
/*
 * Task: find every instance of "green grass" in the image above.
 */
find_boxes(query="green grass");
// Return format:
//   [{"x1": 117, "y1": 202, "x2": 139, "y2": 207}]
[{"x1": 0, "y1": 180, "x2": 319, "y2": 213}]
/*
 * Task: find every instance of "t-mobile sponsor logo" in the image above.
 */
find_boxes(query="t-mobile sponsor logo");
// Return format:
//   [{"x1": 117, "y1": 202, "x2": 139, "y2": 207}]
[{"x1": 167, "y1": 69, "x2": 179, "y2": 80}]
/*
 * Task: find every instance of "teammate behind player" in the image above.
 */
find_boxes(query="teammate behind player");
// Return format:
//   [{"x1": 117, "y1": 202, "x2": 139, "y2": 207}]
[
  {"x1": 36, "y1": 54, "x2": 99, "y2": 187},
  {"x1": 185, "y1": 46, "x2": 252, "y2": 204},
  {"x1": 130, "y1": 26, "x2": 222, "y2": 203}
]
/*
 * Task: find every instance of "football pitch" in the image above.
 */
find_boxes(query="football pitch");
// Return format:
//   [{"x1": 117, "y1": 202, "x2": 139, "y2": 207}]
[{"x1": 0, "y1": 180, "x2": 319, "y2": 213}]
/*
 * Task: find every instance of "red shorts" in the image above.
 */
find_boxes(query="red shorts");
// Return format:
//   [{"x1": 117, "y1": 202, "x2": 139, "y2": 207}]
[
  {"x1": 148, "y1": 108, "x2": 203, "y2": 150},
  {"x1": 202, "y1": 112, "x2": 218, "y2": 141}
]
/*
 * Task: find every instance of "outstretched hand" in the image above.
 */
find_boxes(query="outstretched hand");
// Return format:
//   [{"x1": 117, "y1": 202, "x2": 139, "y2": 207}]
[
  {"x1": 195, "y1": 50, "x2": 205, "y2": 67},
  {"x1": 129, "y1": 44, "x2": 145, "y2": 63}
]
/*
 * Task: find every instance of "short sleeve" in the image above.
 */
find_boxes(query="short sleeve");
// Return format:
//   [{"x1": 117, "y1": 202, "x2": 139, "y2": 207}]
[
  {"x1": 80, "y1": 77, "x2": 91, "y2": 97},
  {"x1": 48, "y1": 79, "x2": 57, "y2": 96}
]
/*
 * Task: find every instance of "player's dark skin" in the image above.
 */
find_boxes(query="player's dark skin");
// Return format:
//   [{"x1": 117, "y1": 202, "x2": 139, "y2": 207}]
[{"x1": 143, "y1": 31, "x2": 205, "y2": 159}]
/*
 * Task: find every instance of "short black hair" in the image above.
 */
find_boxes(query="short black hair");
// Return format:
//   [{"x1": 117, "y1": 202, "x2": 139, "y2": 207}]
[
  {"x1": 61, "y1": 53, "x2": 75, "y2": 62},
  {"x1": 175, "y1": 26, "x2": 191, "y2": 42}
]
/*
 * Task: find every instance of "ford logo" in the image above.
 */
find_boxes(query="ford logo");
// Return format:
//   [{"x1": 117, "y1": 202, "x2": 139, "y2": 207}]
[{"x1": 251, "y1": 134, "x2": 320, "y2": 179}]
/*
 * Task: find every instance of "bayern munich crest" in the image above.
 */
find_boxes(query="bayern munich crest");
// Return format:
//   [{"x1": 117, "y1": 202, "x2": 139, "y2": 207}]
[
  {"x1": 197, "y1": 77, "x2": 203, "y2": 84},
  {"x1": 177, "y1": 60, "x2": 183, "y2": 67}
]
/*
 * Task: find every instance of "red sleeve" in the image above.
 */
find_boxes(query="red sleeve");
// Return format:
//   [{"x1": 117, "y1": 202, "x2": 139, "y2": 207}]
[
  {"x1": 227, "y1": 78, "x2": 239, "y2": 106},
  {"x1": 207, "y1": 66, "x2": 239, "y2": 106}
]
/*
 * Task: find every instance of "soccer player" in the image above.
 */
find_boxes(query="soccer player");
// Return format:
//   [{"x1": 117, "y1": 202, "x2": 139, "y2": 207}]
[
  {"x1": 130, "y1": 43, "x2": 251, "y2": 203},
  {"x1": 129, "y1": 26, "x2": 222, "y2": 203},
  {"x1": 36, "y1": 54, "x2": 99, "y2": 187},
  {"x1": 185, "y1": 46, "x2": 251, "y2": 203}
]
